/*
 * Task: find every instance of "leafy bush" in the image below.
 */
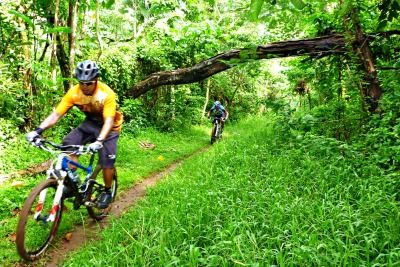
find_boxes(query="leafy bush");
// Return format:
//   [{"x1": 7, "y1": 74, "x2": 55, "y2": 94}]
[
  {"x1": 119, "y1": 98, "x2": 150, "y2": 136},
  {"x1": 0, "y1": 62, "x2": 25, "y2": 128},
  {"x1": 0, "y1": 118, "x2": 19, "y2": 147}
]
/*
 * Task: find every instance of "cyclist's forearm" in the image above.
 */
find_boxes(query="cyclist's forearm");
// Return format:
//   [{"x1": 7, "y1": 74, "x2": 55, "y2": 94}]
[
  {"x1": 38, "y1": 111, "x2": 64, "y2": 131},
  {"x1": 98, "y1": 116, "x2": 114, "y2": 140}
]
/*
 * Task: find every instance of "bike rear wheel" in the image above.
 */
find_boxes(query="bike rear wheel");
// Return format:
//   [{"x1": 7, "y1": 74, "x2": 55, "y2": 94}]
[
  {"x1": 86, "y1": 167, "x2": 118, "y2": 221},
  {"x1": 16, "y1": 178, "x2": 63, "y2": 260}
]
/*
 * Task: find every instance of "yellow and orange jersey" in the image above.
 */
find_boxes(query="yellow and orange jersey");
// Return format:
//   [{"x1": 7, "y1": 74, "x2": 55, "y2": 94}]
[{"x1": 56, "y1": 81, "x2": 123, "y2": 132}]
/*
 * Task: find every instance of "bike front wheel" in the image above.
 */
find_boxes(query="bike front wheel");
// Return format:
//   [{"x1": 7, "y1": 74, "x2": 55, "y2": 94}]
[
  {"x1": 16, "y1": 178, "x2": 63, "y2": 260},
  {"x1": 211, "y1": 124, "x2": 217, "y2": 144},
  {"x1": 86, "y1": 168, "x2": 118, "y2": 221}
]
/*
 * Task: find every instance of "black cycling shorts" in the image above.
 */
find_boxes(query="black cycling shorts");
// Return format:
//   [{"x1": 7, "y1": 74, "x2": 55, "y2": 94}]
[{"x1": 62, "y1": 120, "x2": 119, "y2": 168}]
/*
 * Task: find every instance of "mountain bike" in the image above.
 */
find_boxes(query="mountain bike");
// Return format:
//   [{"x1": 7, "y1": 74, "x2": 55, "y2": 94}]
[
  {"x1": 210, "y1": 117, "x2": 224, "y2": 144},
  {"x1": 16, "y1": 138, "x2": 117, "y2": 261}
]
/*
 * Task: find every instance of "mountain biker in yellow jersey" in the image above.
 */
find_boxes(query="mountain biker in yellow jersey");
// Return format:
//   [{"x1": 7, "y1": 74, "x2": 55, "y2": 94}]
[
  {"x1": 207, "y1": 101, "x2": 229, "y2": 130},
  {"x1": 25, "y1": 60, "x2": 123, "y2": 208}
]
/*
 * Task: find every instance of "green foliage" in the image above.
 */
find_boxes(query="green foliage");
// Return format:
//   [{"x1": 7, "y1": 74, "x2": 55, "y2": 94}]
[
  {"x1": 0, "y1": 0, "x2": 399, "y2": 168},
  {"x1": 355, "y1": 70, "x2": 400, "y2": 171},
  {"x1": 250, "y1": 0, "x2": 265, "y2": 21},
  {"x1": 57, "y1": 117, "x2": 400, "y2": 266},
  {"x1": 0, "y1": 124, "x2": 209, "y2": 266},
  {"x1": 377, "y1": 0, "x2": 400, "y2": 30},
  {"x1": 119, "y1": 98, "x2": 151, "y2": 136},
  {"x1": 93, "y1": 44, "x2": 138, "y2": 95},
  {"x1": 0, "y1": 63, "x2": 26, "y2": 128},
  {"x1": 0, "y1": 119, "x2": 20, "y2": 153},
  {"x1": 8, "y1": 10, "x2": 34, "y2": 29},
  {"x1": 250, "y1": 0, "x2": 307, "y2": 20}
]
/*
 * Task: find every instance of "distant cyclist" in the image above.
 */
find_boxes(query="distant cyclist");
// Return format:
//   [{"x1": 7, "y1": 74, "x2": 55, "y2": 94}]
[
  {"x1": 207, "y1": 101, "x2": 229, "y2": 130},
  {"x1": 25, "y1": 60, "x2": 123, "y2": 209}
]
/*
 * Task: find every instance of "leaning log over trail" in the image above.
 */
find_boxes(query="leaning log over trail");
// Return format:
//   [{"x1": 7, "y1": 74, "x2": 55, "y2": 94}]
[{"x1": 126, "y1": 34, "x2": 347, "y2": 98}]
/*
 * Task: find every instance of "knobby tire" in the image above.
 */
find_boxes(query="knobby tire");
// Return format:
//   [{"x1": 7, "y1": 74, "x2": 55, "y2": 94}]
[
  {"x1": 86, "y1": 166, "x2": 118, "y2": 221},
  {"x1": 16, "y1": 178, "x2": 63, "y2": 261},
  {"x1": 211, "y1": 124, "x2": 217, "y2": 144}
]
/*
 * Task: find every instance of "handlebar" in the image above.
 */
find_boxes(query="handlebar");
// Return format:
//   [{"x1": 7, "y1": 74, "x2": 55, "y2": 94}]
[
  {"x1": 209, "y1": 117, "x2": 226, "y2": 122},
  {"x1": 33, "y1": 138, "x2": 94, "y2": 155}
]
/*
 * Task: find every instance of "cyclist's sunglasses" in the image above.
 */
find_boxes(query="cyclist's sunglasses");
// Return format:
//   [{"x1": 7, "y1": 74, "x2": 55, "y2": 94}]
[{"x1": 79, "y1": 81, "x2": 96, "y2": 86}]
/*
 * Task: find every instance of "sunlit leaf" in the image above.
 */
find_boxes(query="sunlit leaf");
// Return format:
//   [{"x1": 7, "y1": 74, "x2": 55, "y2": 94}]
[
  {"x1": 65, "y1": 233, "x2": 73, "y2": 242},
  {"x1": 205, "y1": 0, "x2": 215, "y2": 5},
  {"x1": 290, "y1": 0, "x2": 306, "y2": 10},
  {"x1": 103, "y1": 0, "x2": 115, "y2": 9},
  {"x1": 8, "y1": 10, "x2": 34, "y2": 29},
  {"x1": 139, "y1": 6, "x2": 150, "y2": 18},
  {"x1": 250, "y1": 0, "x2": 265, "y2": 21},
  {"x1": 11, "y1": 181, "x2": 24, "y2": 187},
  {"x1": 339, "y1": 0, "x2": 353, "y2": 16},
  {"x1": 45, "y1": 27, "x2": 72, "y2": 34}
]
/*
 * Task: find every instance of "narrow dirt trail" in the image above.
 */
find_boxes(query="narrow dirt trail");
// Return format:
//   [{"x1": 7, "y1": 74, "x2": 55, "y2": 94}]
[{"x1": 20, "y1": 147, "x2": 207, "y2": 267}]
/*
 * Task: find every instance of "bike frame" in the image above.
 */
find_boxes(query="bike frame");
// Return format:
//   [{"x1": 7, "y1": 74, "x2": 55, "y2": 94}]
[
  {"x1": 36, "y1": 149, "x2": 96, "y2": 223},
  {"x1": 17, "y1": 139, "x2": 117, "y2": 261},
  {"x1": 213, "y1": 117, "x2": 222, "y2": 137}
]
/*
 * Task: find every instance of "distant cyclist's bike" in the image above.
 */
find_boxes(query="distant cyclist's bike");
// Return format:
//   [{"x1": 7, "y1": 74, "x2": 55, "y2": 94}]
[
  {"x1": 210, "y1": 117, "x2": 224, "y2": 144},
  {"x1": 16, "y1": 138, "x2": 117, "y2": 261}
]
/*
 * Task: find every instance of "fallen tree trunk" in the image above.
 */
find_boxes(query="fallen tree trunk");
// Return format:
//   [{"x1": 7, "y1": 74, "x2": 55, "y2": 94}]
[{"x1": 126, "y1": 34, "x2": 348, "y2": 98}]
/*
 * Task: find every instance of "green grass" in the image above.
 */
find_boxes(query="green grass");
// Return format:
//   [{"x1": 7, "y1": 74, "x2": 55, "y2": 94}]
[
  {"x1": 58, "y1": 116, "x2": 400, "y2": 266},
  {"x1": 0, "y1": 124, "x2": 210, "y2": 266},
  {"x1": 2, "y1": 116, "x2": 400, "y2": 266}
]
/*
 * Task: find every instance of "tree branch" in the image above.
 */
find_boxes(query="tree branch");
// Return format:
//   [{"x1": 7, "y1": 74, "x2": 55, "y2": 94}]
[{"x1": 127, "y1": 34, "x2": 348, "y2": 98}]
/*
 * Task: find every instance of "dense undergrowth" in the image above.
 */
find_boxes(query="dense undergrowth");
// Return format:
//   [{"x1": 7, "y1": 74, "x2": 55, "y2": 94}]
[{"x1": 54, "y1": 115, "x2": 399, "y2": 266}]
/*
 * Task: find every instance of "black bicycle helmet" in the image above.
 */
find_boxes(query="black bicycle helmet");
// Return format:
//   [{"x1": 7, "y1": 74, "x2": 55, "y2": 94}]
[{"x1": 74, "y1": 60, "x2": 100, "y2": 81}]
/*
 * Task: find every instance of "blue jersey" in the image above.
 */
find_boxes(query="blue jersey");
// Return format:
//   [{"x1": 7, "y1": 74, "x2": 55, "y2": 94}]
[{"x1": 210, "y1": 105, "x2": 226, "y2": 117}]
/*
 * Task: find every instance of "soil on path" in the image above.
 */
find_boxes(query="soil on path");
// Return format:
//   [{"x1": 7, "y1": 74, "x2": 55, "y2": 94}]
[{"x1": 18, "y1": 148, "x2": 206, "y2": 267}]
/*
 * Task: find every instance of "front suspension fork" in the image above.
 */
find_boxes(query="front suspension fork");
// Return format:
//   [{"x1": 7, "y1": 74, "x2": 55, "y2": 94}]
[{"x1": 34, "y1": 180, "x2": 64, "y2": 223}]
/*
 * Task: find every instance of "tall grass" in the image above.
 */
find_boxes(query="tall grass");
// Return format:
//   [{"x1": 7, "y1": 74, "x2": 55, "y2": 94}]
[
  {"x1": 0, "y1": 125, "x2": 209, "y2": 266},
  {"x1": 62, "y1": 116, "x2": 400, "y2": 266}
]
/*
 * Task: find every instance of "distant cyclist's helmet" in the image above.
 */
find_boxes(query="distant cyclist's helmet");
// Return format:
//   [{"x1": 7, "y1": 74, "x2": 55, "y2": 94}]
[
  {"x1": 214, "y1": 101, "x2": 221, "y2": 107},
  {"x1": 74, "y1": 60, "x2": 100, "y2": 81}
]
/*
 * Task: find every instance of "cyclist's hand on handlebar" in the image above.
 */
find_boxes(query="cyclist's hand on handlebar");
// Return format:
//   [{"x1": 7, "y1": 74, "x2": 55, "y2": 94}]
[
  {"x1": 26, "y1": 131, "x2": 41, "y2": 146},
  {"x1": 87, "y1": 142, "x2": 103, "y2": 153}
]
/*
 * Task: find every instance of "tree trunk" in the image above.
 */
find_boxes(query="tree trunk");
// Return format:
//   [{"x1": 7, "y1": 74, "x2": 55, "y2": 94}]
[
  {"x1": 349, "y1": 7, "x2": 382, "y2": 113},
  {"x1": 56, "y1": 35, "x2": 71, "y2": 92},
  {"x1": 170, "y1": 85, "x2": 175, "y2": 120},
  {"x1": 68, "y1": 0, "x2": 79, "y2": 88},
  {"x1": 51, "y1": 0, "x2": 60, "y2": 88},
  {"x1": 17, "y1": 4, "x2": 34, "y2": 129},
  {"x1": 202, "y1": 79, "x2": 211, "y2": 119}
]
